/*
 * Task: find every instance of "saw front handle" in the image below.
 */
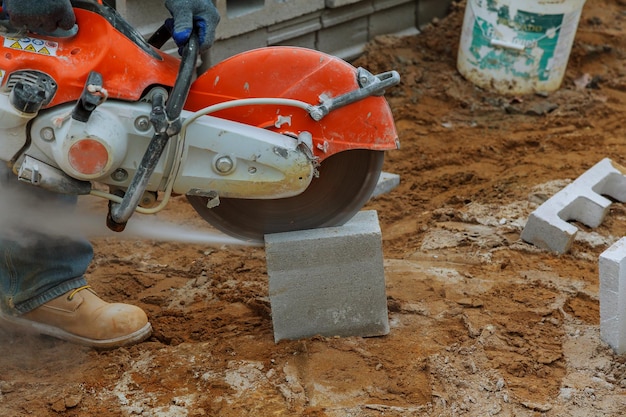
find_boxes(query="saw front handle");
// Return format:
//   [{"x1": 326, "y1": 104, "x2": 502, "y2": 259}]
[
  {"x1": 106, "y1": 32, "x2": 199, "y2": 232},
  {"x1": 308, "y1": 68, "x2": 400, "y2": 121}
]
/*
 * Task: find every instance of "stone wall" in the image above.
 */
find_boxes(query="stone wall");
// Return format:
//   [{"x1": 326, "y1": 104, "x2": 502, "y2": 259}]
[{"x1": 109, "y1": 0, "x2": 453, "y2": 64}]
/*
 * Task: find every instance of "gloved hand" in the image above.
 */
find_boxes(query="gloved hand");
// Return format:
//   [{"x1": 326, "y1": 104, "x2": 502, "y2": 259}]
[
  {"x1": 3, "y1": 0, "x2": 75, "y2": 33},
  {"x1": 165, "y1": 0, "x2": 220, "y2": 54}
]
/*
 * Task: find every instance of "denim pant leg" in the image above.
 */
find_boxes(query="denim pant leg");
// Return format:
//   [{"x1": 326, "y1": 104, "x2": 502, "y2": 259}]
[{"x1": 0, "y1": 164, "x2": 92, "y2": 315}]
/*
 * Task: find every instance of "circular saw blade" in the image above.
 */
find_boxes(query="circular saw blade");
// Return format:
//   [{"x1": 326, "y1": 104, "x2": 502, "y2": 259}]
[{"x1": 187, "y1": 150, "x2": 385, "y2": 243}]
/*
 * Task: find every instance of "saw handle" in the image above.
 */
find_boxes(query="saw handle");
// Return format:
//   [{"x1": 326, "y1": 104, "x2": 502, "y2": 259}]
[
  {"x1": 309, "y1": 68, "x2": 400, "y2": 121},
  {"x1": 107, "y1": 32, "x2": 199, "y2": 232}
]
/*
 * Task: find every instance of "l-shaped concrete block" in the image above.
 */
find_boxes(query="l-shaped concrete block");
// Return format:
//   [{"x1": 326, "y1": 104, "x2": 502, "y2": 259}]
[
  {"x1": 265, "y1": 210, "x2": 389, "y2": 342},
  {"x1": 521, "y1": 158, "x2": 626, "y2": 254}
]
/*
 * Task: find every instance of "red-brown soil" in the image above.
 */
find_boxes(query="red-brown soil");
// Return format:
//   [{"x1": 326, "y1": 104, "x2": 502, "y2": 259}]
[{"x1": 2, "y1": 0, "x2": 626, "y2": 415}]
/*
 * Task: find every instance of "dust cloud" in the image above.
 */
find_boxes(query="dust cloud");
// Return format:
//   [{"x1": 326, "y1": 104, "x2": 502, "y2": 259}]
[
  {"x1": 0, "y1": 175, "x2": 256, "y2": 247},
  {"x1": 79, "y1": 207, "x2": 259, "y2": 247}
]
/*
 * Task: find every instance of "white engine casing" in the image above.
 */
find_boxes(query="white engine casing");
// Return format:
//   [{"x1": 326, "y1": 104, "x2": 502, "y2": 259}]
[{"x1": 16, "y1": 101, "x2": 314, "y2": 199}]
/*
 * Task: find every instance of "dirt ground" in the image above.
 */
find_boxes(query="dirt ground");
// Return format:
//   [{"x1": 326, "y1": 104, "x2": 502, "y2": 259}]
[{"x1": 2, "y1": 0, "x2": 626, "y2": 415}]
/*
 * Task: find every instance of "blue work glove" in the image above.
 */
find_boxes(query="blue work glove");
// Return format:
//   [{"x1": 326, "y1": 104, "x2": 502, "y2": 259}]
[
  {"x1": 2, "y1": 0, "x2": 75, "y2": 33},
  {"x1": 164, "y1": 0, "x2": 220, "y2": 54}
]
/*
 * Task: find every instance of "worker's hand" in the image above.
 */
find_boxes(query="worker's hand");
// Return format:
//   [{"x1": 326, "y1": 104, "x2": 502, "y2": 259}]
[
  {"x1": 165, "y1": 0, "x2": 220, "y2": 54},
  {"x1": 2, "y1": 0, "x2": 75, "y2": 33}
]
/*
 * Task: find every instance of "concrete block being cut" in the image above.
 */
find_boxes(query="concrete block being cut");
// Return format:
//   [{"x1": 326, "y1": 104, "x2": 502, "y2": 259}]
[
  {"x1": 600, "y1": 238, "x2": 626, "y2": 354},
  {"x1": 265, "y1": 210, "x2": 389, "y2": 342},
  {"x1": 521, "y1": 158, "x2": 626, "y2": 254}
]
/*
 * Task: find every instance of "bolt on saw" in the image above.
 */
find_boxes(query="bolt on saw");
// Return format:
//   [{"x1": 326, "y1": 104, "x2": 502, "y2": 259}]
[{"x1": 0, "y1": 0, "x2": 400, "y2": 243}]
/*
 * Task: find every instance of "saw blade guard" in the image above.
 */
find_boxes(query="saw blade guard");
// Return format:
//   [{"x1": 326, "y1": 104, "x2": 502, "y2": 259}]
[{"x1": 185, "y1": 46, "x2": 399, "y2": 163}]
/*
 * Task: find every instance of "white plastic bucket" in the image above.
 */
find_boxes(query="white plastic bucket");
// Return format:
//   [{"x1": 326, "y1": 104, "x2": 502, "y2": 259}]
[{"x1": 457, "y1": 0, "x2": 587, "y2": 95}]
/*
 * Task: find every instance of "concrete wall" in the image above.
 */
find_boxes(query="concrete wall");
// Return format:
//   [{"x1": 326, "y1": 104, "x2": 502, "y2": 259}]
[{"x1": 111, "y1": 0, "x2": 453, "y2": 63}]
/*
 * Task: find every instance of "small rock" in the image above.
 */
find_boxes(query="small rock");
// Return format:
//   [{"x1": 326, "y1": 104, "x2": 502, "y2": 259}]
[
  {"x1": 65, "y1": 394, "x2": 83, "y2": 408},
  {"x1": 520, "y1": 401, "x2": 552, "y2": 412},
  {"x1": 457, "y1": 298, "x2": 483, "y2": 308},
  {"x1": 0, "y1": 381, "x2": 15, "y2": 394},
  {"x1": 560, "y1": 387, "x2": 574, "y2": 400},
  {"x1": 51, "y1": 398, "x2": 66, "y2": 413}
]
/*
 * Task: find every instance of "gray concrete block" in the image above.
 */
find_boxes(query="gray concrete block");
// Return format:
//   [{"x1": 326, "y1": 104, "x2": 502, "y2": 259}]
[
  {"x1": 201, "y1": 29, "x2": 269, "y2": 70},
  {"x1": 222, "y1": 0, "x2": 265, "y2": 18},
  {"x1": 371, "y1": 172, "x2": 400, "y2": 198},
  {"x1": 265, "y1": 210, "x2": 389, "y2": 342},
  {"x1": 374, "y1": 0, "x2": 416, "y2": 11},
  {"x1": 600, "y1": 238, "x2": 626, "y2": 354},
  {"x1": 321, "y1": 1, "x2": 375, "y2": 28},
  {"x1": 369, "y1": 1, "x2": 417, "y2": 38},
  {"x1": 215, "y1": 0, "x2": 326, "y2": 39},
  {"x1": 267, "y1": 12, "x2": 323, "y2": 45},
  {"x1": 270, "y1": 32, "x2": 317, "y2": 50},
  {"x1": 326, "y1": 0, "x2": 366, "y2": 8},
  {"x1": 119, "y1": 0, "x2": 166, "y2": 34},
  {"x1": 116, "y1": 0, "x2": 424, "y2": 64},
  {"x1": 417, "y1": 0, "x2": 453, "y2": 28},
  {"x1": 317, "y1": 15, "x2": 370, "y2": 61}
]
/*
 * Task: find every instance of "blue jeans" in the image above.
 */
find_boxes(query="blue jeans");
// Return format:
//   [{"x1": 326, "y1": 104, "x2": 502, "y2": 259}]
[{"x1": 0, "y1": 164, "x2": 91, "y2": 315}]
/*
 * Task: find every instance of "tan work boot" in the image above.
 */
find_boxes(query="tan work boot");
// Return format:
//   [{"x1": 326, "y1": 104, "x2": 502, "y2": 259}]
[{"x1": 0, "y1": 286, "x2": 151, "y2": 349}]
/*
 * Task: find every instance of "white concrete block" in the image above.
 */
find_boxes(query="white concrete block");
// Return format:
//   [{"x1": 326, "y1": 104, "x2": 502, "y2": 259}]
[
  {"x1": 265, "y1": 210, "x2": 389, "y2": 342},
  {"x1": 600, "y1": 238, "x2": 626, "y2": 354},
  {"x1": 521, "y1": 158, "x2": 626, "y2": 254}
]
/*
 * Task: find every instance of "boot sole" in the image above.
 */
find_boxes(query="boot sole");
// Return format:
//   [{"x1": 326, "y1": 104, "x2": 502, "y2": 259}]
[{"x1": 0, "y1": 312, "x2": 152, "y2": 349}]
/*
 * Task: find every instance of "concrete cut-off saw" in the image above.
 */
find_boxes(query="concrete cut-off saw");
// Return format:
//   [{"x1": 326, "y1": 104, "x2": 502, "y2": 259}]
[{"x1": 0, "y1": 0, "x2": 400, "y2": 243}]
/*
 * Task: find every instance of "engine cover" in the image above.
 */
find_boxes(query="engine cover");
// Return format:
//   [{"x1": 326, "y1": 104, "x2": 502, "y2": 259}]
[
  {"x1": 23, "y1": 102, "x2": 314, "y2": 199},
  {"x1": 26, "y1": 101, "x2": 160, "y2": 183},
  {"x1": 53, "y1": 109, "x2": 129, "y2": 180}
]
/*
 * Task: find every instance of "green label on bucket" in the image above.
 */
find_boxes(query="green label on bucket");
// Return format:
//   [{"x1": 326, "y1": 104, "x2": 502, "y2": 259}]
[{"x1": 468, "y1": 3, "x2": 564, "y2": 82}]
